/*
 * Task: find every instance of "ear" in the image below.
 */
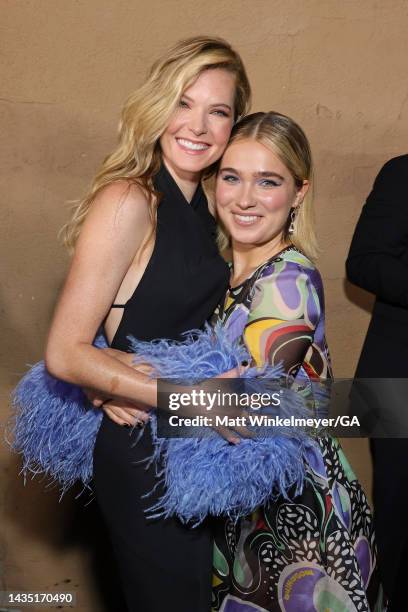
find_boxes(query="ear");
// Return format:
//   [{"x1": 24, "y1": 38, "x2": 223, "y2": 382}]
[{"x1": 293, "y1": 179, "x2": 309, "y2": 208}]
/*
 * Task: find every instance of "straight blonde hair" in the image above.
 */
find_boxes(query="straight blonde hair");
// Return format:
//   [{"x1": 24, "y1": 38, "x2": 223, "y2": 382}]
[
  {"x1": 61, "y1": 36, "x2": 251, "y2": 250},
  {"x1": 217, "y1": 111, "x2": 318, "y2": 261}
]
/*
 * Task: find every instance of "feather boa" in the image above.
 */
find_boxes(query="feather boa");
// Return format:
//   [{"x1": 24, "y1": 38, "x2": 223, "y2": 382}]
[{"x1": 9, "y1": 326, "x2": 316, "y2": 521}]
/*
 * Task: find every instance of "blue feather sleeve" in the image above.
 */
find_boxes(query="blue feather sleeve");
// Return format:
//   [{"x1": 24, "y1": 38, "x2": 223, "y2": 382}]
[
  {"x1": 9, "y1": 326, "x2": 316, "y2": 521},
  {"x1": 9, "y1": 335, "x2": 108, "y2": 493},
  {"x1": 126, "y1": 325, "x2": 315, "y2": 523}
]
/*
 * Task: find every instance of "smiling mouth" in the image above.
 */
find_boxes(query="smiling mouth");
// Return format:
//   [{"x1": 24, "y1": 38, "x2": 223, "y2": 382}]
[
  {"x1": 233, "y1": 213, "x2": 261, "y2": 225},
  {"x1": 176, "y1": 137, "x2": 210, "y2": 152}
]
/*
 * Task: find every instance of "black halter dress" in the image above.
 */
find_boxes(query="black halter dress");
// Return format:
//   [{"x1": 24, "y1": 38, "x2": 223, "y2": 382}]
[{"x1": 93, "y1": 163, "x2": 229, "y2": 612}]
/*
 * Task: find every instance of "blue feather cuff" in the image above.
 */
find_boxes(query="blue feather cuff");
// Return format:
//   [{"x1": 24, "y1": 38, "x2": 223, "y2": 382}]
[{"x1": 9, "y1": 325, "x2": 316, "y2": 521}]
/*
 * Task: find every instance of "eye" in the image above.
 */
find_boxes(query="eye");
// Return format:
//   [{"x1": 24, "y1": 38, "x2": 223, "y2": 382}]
[
  {"x1": 211, "y1": 109, "x2": 230, "y2": 117},
  {"x1": 179, "y1": 99, "x2": 190, "y2": 109},
  {"x1": 221, "y1": 174, "x2": 239, "y2": 183},
  {"x1": 259, "y1": 179, "x2": 281, "y2": 188}
]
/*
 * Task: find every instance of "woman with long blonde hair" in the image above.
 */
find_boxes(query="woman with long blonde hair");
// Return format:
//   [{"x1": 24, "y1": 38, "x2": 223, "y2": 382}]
[{"x1": 45, "y1": 36, "x2": 251, "y2": 611}]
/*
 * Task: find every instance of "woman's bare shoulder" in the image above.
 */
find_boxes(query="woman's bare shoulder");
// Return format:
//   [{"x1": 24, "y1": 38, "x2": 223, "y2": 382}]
[
  {"x1": 73, "y1": 180, "x2": 152, "y2": 263},
  {"x1": 90, "y1": 180, "x2": 151, "y2": 220}
]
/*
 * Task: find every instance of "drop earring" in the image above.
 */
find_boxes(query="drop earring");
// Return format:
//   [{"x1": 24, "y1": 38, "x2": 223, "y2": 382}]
[{"x1": 288, "y1": 208, "x2": 296, "y2": 234}]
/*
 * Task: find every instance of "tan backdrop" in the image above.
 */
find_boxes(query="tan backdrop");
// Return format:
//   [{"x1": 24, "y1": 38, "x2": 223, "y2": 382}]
[{"x1": 1, "y1": 1, "x2": 408, "y2": 609}]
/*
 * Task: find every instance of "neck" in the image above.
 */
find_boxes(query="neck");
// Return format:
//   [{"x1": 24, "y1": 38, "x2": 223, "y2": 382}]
[
  {"x1": 162, "y1": 159, "x2": 201, "y2": 203},
  {"x1": 231, "y1": 235, "x2": 290, "y2": 286}
]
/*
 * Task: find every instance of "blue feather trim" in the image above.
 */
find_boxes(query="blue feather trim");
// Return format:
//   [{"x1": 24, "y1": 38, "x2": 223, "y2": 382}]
[
  {"x1": 128, "y1": 324, "x2": 248, "y2": 383},
  {"x1": 9, "y1": 325, "x2": 316, "y2": 521},
  {"x1": 9, "y1": 335, "x2": 108, "y2": 493},
  {"x1": 127, "y1": 324, "x2": 315, "y2": 523},
  {"x1": 148, "y1": 434, "x2": 313, "y2": 524}
]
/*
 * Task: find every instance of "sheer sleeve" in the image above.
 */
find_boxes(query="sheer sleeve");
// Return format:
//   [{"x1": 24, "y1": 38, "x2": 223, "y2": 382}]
[{"x1": 243, "y1": 262, "x2": 322, "y2": 377}]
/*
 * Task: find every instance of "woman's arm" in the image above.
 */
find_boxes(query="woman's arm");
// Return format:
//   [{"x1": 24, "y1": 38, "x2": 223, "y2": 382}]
[
  {"x1": 244, "y1": 264, "x2": 321, "y2": 375},
  {"x1": 45, "y1": 181, "x2": 158, "y2": 407}
]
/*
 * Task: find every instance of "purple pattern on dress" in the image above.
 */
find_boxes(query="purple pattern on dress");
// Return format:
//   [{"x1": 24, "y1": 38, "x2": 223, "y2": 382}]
[
  {"x1": 278, "y1": 564, "x2": 325, "y2": 610},
  {"x1": 313, "y1": 317, "x2": 325, "y2": 347},
  {"x1": 304, "y1": 444, "x2": 327, "y2": 480},
  {"x1": 354, "y1": 536, "x2": 372, "y2": 587},
  {"x1": 274, "y1": 264, "x2": 302, "y2": 310},
  {"x1": 224, "y1": 306, "x2": 248, "y2": 344},
  {"x1": 221, "y1": 597, "x2": 268, "y2": 612},
  {"x1": 213, "y1": 249, "x2": 383, "y2": 611}
]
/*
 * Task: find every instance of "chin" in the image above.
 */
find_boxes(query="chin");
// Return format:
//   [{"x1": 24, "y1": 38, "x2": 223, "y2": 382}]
[
  {"x1": 230, "y1": 232, "x2": 260, "y2": 245},
  {"x1": 176, "y1": 153, "x2": 214, "y2": 174},
  {"x1": 230, "y1": 225, "x2": 261, "y2": 239}
]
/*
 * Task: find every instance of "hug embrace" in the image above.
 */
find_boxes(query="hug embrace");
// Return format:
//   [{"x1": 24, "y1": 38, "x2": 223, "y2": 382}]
[{"x1": 13, "y1": 37, "x2": 385, "y2": 611}]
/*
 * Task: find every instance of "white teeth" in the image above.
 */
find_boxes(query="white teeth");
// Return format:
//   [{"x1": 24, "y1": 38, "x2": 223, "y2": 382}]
[
  {"x1": 177, "y1": 138, "x2": 209, "y2": 151},
  {"x1": 234, "y1": 214, "x2": 259, "y2": 224}
]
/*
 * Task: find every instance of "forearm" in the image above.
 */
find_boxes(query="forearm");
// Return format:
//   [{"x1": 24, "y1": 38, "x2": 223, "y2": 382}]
[
  {"x1": 46, "y1": 342, "x2": 218, "y2": 410},
  {"x1": 45, "y1": 342, "x2": 157, "y2": 406}
]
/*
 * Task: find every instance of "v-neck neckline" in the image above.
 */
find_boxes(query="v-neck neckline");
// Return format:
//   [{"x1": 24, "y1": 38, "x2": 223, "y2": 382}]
[{"x1": 156, "y1": 162, "x2": 204, "y2": 210}]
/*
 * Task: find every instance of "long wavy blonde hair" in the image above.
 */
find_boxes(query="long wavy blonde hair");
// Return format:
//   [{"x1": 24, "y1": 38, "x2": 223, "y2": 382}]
[
  {"x1": 61, "y1": 36, "x2": 251, "y2": 250},
  {"x1": 217, "y1": 111, "x2": 318, "y2": 261}
]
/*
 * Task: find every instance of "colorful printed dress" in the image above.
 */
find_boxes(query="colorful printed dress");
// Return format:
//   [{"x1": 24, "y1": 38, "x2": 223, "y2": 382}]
[{"x1": 212, "y1": 247, "x2": 385, "y2": 612}]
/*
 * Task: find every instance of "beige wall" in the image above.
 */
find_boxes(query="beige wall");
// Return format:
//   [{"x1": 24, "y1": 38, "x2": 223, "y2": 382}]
[{"x1": 1, "y1": 1, "x2": 407, "y2": 609}]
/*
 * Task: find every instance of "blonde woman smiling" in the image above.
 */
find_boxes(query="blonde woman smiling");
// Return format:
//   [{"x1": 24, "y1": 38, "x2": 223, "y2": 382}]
[
  {"x1": 211, "y1": 112, "x2": 384, "y2": 611},
  {"x1": 45, "y1": 37, "x2": 251, "y2": 612}
]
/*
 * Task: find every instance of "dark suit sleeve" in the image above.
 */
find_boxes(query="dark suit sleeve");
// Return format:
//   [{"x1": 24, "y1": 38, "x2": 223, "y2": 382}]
[{"x1": 346, "y1": 155, "x2": 408, "y2": 306}]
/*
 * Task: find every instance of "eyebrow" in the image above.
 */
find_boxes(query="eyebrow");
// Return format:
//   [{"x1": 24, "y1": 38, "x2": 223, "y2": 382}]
[
  {"x1": 181, "y1": 94, "x2": 232, "y2": 110},
  {"x1": 220, "y1": 168, "x2": 285, "y2": 181}
]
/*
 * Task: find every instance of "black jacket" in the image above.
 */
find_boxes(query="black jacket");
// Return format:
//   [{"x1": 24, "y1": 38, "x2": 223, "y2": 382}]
[{"x1": 346, "y1": 154, "x2": 408, "y2": 377}]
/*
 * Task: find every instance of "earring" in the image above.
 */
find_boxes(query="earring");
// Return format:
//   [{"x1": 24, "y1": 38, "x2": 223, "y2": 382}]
[{"x1": 288, "y1": 208, "x2": 296, "y2": 234}]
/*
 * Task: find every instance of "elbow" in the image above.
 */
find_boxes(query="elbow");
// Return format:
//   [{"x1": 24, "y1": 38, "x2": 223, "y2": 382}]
[
  {"x1": 345, "y1": 255, "x2": 366, "y2": 289},
  {"x1": 345, "y1": 256, "x2": 358, "y2": 285},
  {"x1": 44, "y1": 339, "x2": 73, "y2": 381},
  {"x1": 44, "y1": 347, "x2": 65, "y2": 380},
  {"x1": 346, "y1": 255, "x2": 377, "y2": 295}
]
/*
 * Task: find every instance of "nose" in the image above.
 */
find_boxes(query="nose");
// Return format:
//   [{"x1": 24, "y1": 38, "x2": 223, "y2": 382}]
[
  {"x1": 236, "y1": 183, "x2": 256, "y2": 209},
  {"x1": 188, "y1": 108, "x2": 208, "y2": 137}
]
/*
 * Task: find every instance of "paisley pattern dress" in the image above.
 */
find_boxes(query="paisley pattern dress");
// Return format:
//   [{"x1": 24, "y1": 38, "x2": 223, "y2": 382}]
[{"x1": 212, "y1": 247, "x2": 385, "y2": 612}]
